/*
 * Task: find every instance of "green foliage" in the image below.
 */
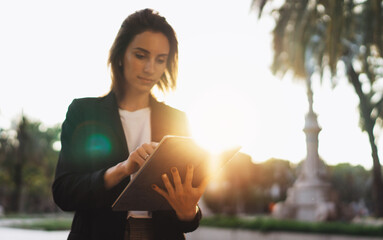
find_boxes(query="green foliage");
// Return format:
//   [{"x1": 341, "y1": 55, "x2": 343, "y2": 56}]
[
  {"x1": 203, "y1": 156, "x2": 372, "y2": 217},
  {"x1": 201, "y1": 216, "x2": 383, "y2": 237},
  {"x1": 0, "y1": 115, "x2": 61, "y2": 213},
  {"x1": 203, "y1": 155, "x2": 296, "y2": 215},
  {"x1": 329, "y1": 163, "x2": 372, "y2": 205}
]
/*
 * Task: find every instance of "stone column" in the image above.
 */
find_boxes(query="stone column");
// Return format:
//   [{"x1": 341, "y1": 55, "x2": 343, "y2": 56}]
[{"x1": 272, "y1": 77, "x2": 336, "y2": 221}]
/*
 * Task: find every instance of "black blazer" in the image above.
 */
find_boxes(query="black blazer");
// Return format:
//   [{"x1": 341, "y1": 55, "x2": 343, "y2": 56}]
[{"x1": 52, "y1": 92, "x2": 201, "y2": 240}]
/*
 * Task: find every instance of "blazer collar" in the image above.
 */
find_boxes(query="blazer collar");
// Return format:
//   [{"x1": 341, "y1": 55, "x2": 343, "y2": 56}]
[
  {"x1": 101, "y1": 91, "x2": 159, "y2": 110},
  {"x1": 98, "y1": 92, "x2": 129, "y2": 154},
  {"x1": 100, "y1": 91, "x2": 119, "y2": 110}
]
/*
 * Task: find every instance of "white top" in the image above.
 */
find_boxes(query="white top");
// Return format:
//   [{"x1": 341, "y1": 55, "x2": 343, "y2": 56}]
[
  {"x1": 119, "y1": 107, "x2": 151, "y2": 154},
  {"x1": 119, "y1": 107, "x2": 152, "y2": 219}
]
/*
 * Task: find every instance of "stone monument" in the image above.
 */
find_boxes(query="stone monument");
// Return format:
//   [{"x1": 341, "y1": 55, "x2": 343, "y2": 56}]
[{"x1": 272, "y1": 78, "x2": 336, "y2": 222}]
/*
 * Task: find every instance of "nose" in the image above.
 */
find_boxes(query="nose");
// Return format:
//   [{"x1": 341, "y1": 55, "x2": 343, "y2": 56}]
[{"x1": 143, "y1": 59, "x2": 155, "y2": 74}]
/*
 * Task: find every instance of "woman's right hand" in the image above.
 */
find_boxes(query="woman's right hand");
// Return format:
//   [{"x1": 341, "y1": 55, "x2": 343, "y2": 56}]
[
  {"x1": 104, "y1": 142, "x2": 158, "y2": 189},
  {"x1": 122, "y1": 142, "x2": 158, "y2": 176}
]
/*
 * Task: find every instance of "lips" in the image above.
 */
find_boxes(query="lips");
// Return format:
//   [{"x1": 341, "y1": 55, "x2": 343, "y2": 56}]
[{"x1": 138, "y1": 76, "x2": 154, "y2": 84}]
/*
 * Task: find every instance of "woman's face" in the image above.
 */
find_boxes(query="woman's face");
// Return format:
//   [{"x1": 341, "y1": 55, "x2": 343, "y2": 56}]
[{"x1": 122, "y1": 31, "x2": 170, "y2": 94}]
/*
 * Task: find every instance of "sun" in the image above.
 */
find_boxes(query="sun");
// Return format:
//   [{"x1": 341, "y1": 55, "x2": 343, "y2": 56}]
[{"x1": 186, "y1": 86, "x2": 253, "y2": 154}]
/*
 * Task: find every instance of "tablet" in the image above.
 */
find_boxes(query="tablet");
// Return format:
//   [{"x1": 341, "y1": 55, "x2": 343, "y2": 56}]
[{"x1": 112, "y1": 135, "x2": 241, "y2": 211}]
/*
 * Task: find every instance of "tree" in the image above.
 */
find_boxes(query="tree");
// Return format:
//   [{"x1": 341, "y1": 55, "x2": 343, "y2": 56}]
[
  {"x1": 203, "y1": 155, "x2": 296, "y2": 215},
  {"x1": 329, "y1": 163, "x2": 372, "y2": 207},
  {"x1": 0, "y1": 115, "x2": 60, "y2": 213},
  {"x1": 253, "y1": 0, "x2": 383, "y2": 217}
]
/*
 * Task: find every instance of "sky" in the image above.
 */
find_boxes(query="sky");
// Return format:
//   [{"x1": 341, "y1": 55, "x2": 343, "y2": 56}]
[{"x1": 0, "y1": 0, "x2": 379, "y2": 170}]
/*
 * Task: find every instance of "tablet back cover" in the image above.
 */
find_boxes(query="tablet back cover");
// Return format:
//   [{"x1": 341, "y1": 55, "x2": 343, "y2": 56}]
[{"x1": 112, "y1": 136, "x2": 240, "y2": 211}]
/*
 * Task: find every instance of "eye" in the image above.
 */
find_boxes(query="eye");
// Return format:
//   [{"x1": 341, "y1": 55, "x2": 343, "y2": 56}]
[
  {"x1": 135, "y1": 53, "x2": 145, "y2": 59},
  {"x1": 156, "y1": 58, "x2": 167, "y2": 64}
]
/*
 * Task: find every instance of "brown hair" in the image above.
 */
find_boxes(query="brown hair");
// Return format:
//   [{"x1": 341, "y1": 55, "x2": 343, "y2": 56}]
[{"x1": 108, "y1": 8, "x2": 178, "y2": 100}]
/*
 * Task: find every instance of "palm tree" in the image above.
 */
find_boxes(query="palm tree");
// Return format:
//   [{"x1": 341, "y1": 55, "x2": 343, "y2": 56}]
[{"x1": 252, "y1": 0, "x2": 383, "y2": 217}]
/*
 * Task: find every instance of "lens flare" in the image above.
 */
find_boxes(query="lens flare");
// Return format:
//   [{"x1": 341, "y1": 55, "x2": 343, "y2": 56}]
[{"x1": 85, "y1": 134, "x2": 112, "y2": 157}]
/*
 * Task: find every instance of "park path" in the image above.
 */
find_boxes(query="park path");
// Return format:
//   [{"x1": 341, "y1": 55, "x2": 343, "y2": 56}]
[
  {"x1": 1, "y1": 225, "x2": 383, "y2": 240},
  {"x1": 0, "y1": 227, "x2": 69, "y2": 240}
]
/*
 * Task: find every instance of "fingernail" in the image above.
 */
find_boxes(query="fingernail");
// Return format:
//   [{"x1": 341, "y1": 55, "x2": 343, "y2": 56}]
[
  {"x1": 162, "y1": 174, "x2": 167, "y2": 178},
  {"x1": 171, "y1": 167, "x2": 177, "y2": 173}
]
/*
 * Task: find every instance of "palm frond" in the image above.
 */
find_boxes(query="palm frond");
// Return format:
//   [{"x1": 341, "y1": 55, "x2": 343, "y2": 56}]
[{"x1": 251, "y1": 0, "x2": 270, "y2": 18}]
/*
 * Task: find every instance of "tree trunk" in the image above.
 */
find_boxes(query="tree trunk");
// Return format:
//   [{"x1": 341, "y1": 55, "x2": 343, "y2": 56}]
[
  {"x1": 348, "y1": 64, "x2": 383, "y2": 217},
  {"x1": 11, "y1": 116, "x2": 28, "y2": 213},
  {"x1": 371, "y1": 0, "x2": 382, "y2": 56},
  {"x1": 11, "y1": 162, "x2": 22, "y2": 212}
]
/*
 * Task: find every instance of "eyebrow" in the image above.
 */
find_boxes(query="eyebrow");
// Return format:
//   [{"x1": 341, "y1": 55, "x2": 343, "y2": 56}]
[{"x1": 134, "y1": 47, "x2": 168, "y2": 57}]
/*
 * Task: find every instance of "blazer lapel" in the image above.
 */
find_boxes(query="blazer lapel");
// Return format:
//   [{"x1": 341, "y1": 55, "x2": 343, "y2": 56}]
[
  {"x1": 150, "y1": 95, "x2": 166, "y2": 142},
  {"x1": 100, "y1": 91, "x2": 129, "y2": 155}
]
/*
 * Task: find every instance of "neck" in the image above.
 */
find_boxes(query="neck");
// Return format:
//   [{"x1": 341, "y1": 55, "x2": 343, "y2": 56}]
[{"x1": 119, "y1": 90, "x2": 151, "y2": 111}]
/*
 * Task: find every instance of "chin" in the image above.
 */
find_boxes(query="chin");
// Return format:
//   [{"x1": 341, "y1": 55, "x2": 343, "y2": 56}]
[{"x1": 137, "y1": 85, "x2": 155, "y2": 94}]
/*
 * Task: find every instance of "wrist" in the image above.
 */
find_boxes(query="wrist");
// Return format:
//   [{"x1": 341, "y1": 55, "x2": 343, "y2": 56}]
[
  {"x1": 104, "y1": 162, "x2": 127, "y2": 189},
  {"x1": 177, "y1": 205, "x2": 199, "y2": 221},
  {"x1": 114, "y1": 162, "x2": 130, "y2": 180}
]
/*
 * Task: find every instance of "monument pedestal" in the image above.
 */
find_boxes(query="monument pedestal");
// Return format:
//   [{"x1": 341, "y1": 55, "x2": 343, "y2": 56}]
[
  {"x1": 272, "y1": 106, "x2": 337, "y2": 221},
  {"x1": 277, "y1": 180, "x2": 336, "y2": 221}
]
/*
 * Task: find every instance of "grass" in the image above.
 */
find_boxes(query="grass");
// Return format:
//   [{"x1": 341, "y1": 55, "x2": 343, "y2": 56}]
[
  {"x1": 8, "y1": 218, "x2": 72, "y2": 231},
  {"x1": 0, "y1": 212, "x2": 73, "y2": 219},
  {"x1": 201, "y1": 215, "x2": 383, "y2": 237},
  {"x1": 0, "y1": 213, "x2": 73, "y2": 231}
]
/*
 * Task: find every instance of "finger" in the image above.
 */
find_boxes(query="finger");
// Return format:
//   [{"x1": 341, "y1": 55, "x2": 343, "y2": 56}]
[
  {"x1": 184, "y1": 164, "x2": 194, "y2": 188},
  {"x1": 130, "y1": 152, "x2": 145, "y2": 166},
  {"x1": 142, "y1": 143, "x2": 155, "y2": 155},
  {"x1": 151, "y1": 184, "x2": 169, "y2": 200},
  {"x1": 123, "y1": 157, "x2": 140, "y2": 174},
  {"x1": 152, "y1": 184, "x2": 177, "y2": 211},
  {"x1": 171, "y1": 167, "x2": 183, "y2": 193},
  {"x1": 135, "y1": 157, "x2": 145, "y2": 167},
  {"x1": 136, "y1": 147, "x2": 150, "y2": 160},
  {"x1": 162, "y1": 174, "x2": 175, "y2": 196}
]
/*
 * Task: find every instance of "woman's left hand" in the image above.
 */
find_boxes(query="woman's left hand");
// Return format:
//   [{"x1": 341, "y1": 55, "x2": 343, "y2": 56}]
[{"x1": 152, "y1": 164, "x2": 209, "y2": 221}]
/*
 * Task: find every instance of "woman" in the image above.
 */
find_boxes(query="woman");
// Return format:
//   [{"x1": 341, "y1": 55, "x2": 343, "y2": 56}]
[{"x1": 52, "y1": 9, "x2": 208, "y2": 240}]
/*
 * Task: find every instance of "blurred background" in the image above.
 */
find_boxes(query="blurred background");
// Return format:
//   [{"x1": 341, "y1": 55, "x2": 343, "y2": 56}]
[{"x1": 1, "y1": 0, "x2": 383, "y2": 237}]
